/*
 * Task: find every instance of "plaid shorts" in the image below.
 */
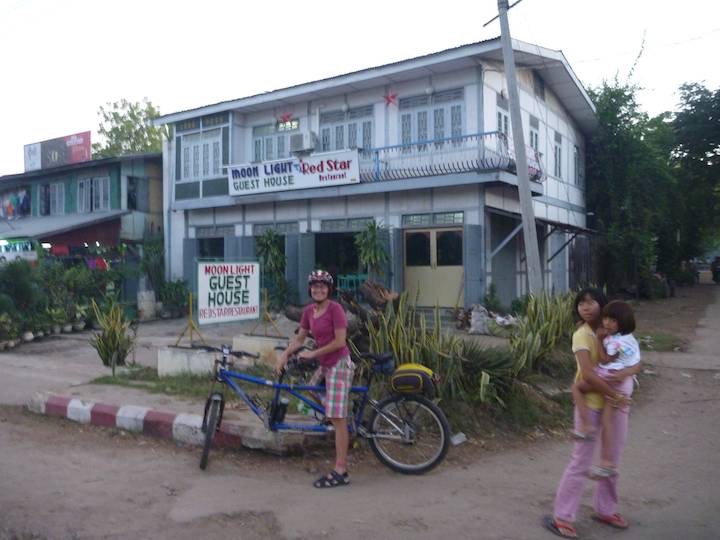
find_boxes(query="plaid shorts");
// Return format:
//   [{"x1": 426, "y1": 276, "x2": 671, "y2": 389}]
[{"x1": 309, "y1": 356, "x2": 355, "y2": 419}]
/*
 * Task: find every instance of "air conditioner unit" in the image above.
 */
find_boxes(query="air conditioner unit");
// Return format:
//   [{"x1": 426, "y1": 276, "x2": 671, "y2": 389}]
[{"x1": 290, "y1": 132, "x2": 317, "y2": 153}]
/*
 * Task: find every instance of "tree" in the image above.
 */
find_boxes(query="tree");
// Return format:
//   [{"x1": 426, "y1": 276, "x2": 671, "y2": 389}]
[
  {"x1": 672, "y1": 83, "x2": 720, "y2": 259},
  {"x1": 586, "y1": 80, "x2": 675, "y2": 289},
  {"x1": 92, "y1": 98, "x2": 166, "y2": 158},
  {"x1": 354, "y1": 220, "x2": 389, "y2": 277}
]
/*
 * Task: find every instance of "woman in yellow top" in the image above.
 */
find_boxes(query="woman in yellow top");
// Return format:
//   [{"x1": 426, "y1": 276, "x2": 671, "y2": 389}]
[{"x1": 544, "y1": 288, "x2": 642, "y2": 538}]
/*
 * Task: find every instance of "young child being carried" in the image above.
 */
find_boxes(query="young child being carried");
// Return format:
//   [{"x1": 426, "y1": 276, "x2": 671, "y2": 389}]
[{"x1": 571, "y1": 300, "x2": 641, "y2": 478}]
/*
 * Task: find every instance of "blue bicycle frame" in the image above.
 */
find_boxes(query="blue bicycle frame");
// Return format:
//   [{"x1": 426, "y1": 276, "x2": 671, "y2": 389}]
[{"x1": 216, "y1": 365, "x2": 371, "y2": 434}]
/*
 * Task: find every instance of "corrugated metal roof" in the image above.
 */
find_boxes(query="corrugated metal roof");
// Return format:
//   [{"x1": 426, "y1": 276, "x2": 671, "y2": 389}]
[
  {"x1": 0, "y1": 152, "x2": 161, "y2": 184},
  {"x1": 154, "y1": 38, "x2": 597, "y2": 134},
  {"x1": 0, "y1": 210, "x2": 128, "y2": 240}
]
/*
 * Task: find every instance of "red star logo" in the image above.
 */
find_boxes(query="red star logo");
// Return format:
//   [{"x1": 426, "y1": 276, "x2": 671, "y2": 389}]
[
  {"x1": 278, "y1": 112, "x2": 293, "y2": 123},
  {"x1": 384, "y1": 91, "x2": 398, "y2": 107}
]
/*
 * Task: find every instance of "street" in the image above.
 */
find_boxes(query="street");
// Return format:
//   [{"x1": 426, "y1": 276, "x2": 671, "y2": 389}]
[{"x1": 1, "y1": 286, "x2": 719, "y2": 539}]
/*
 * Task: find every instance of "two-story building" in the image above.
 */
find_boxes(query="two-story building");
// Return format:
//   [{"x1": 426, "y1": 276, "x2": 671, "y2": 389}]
[
  {"x1": 0, "y1": 153, "x2": 163, "y2": 256},
  {"x1": 155, "y1": 38, "x2": 596, "y2": 308}
]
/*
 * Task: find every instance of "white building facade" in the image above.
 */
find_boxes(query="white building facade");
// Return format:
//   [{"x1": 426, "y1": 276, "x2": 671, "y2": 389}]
[{"x1": 155, "y1": 39, "x2": 596, "y2": 309}]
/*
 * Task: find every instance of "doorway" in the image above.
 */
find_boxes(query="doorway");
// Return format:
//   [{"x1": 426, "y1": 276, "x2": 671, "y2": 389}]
[
  {"x1": 404, "y1": 228, "x2": 463, "y2": 307},
  {"x1": 315, "y1": 233, "x2": 359, "y2": 284}
]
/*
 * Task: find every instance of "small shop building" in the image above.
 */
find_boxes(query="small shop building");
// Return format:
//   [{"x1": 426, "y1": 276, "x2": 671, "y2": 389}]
[
  {"x1": 155, "y1": 38, "x2": 596, "y2": 309},
  {"x1": 0, "y1": 153, "x2": 162, "y2": 268}
]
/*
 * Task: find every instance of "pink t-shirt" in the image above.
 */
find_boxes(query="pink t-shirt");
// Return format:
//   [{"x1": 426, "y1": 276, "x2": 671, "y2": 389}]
[{"x1": 300, "y1": 301, "x2": 350, "y2": 367}]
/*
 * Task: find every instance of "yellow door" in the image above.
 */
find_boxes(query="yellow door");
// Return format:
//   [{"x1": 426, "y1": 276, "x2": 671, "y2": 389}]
[{"x1": 404, "y1": 228, "x2": 464, "y2": 307}]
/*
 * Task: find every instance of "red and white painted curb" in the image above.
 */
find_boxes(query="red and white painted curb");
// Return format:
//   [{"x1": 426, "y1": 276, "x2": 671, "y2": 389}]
[{"x1": 26, "y1": 393, "x2": 292, "y2": 454}]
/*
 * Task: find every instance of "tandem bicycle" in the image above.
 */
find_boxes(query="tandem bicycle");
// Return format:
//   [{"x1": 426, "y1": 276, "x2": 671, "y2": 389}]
[{"x1": 199, "y1": 345, "x2": 451, "y2": 474}]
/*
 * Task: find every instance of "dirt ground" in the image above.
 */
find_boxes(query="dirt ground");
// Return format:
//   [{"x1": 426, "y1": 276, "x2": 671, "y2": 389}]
[
  {"x1": 1, "y1": 283, "x2": 719, "y2": 539},
  {"x1": 631, "y1": 279, "x2": 717, "y2": 350}
]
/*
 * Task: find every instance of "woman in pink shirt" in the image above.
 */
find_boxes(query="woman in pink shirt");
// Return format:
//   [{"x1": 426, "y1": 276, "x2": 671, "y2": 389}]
[{"x1": 276, "y1": 270, "x2": 355, "y2": 488}]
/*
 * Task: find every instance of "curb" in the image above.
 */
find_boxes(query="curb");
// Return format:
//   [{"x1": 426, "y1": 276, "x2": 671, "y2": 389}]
[{"x1": 26, "y1": 392, "x2": 303, "y2": 455}]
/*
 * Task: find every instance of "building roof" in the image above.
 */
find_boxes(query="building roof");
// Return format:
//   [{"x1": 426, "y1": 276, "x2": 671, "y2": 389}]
[
  {"x1": 0, "y1": 210, "x2": 128, "y2": 240},
  {"x1": 154, "y1": 38, "x2": 597, "y2": 134},
  {"x1": 0, "y1": 152, "x2": 161, "y2": 186}
]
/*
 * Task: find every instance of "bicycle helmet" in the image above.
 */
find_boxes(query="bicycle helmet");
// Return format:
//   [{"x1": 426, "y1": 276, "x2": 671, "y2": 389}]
[{"x1": 307, "y1": 270, "x2": 333, "y2": 297}]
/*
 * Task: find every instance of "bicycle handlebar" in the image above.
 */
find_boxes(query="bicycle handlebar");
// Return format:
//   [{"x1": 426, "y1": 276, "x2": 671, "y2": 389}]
[{"x1": 193, "y1": 343, "x2": 260, "y2": 360}]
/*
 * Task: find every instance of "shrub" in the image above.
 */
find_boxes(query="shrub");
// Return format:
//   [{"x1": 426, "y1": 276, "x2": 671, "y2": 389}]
[
  {"x1": 159, "y1": 279, "x2": 189, "y2": 315},
  {"x1": 90, "y1": 298, "x2": 135, "y2": 374},
  {"x1": 509, "y1": 291, "x2": 575, "y2": 374},
  {"x1": 483, "y1": 283, "x2": 504, "y2": 313},
  {"x1": 0, "y1": 312, "x2": 18, "y2": 341},
  {"x1": 63, "y1": 264, "x2": 97, "y2": 301},
  {"x1": 510, "y1": 294, "x2": 531, "y2": 316},
  {"x1": 354, "y1": 220, "x2": 389, "y2": 277},
  {"x1": 256, "y1": 229, "x2": 290, "y2": 310},
  {"x1": 140, "y1": 237, "x2": 165, "y2": 292},
  {"x1": 38, "y1": 260, "x2": 68, "y2": 309},
  {"x1": 357, "y1": 292, "x2": 514, "y2": 406},
  {"x1": 0, "y1": 259, "x2": 41, "y2": 313},
  {"x1": 0, "y1": 293, "x2": 17, "y2": 318}
]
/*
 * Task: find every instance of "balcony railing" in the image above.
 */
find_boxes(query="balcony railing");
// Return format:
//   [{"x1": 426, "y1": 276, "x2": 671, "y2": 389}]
[{"x1": 358, "y1": 131, "x2": 544, "y2": 183}]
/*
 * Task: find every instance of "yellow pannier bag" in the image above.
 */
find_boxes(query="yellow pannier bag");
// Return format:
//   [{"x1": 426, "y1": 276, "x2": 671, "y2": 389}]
[{"x1": 390, "y1": 363, "x2": 436, "y2": 397}]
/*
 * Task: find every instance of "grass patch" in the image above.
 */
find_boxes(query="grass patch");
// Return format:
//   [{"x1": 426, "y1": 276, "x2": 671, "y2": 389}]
[
  {"x1": 92, "y1": 364, "x2": 277, "y2": 403},
  {"x1": 637, "y1": 332, "x2": 684, "y2": 352}
]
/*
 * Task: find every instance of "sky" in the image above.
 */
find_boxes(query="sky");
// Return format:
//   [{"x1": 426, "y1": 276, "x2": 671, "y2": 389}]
[{"x1": 1, "y1": 0, "x2": 718, "y2": 176}]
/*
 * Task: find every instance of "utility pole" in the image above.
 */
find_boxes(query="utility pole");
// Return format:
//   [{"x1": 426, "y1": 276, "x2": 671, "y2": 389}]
[{"x1": 496, "y1": 0, "x2": 544, "y2": 293}]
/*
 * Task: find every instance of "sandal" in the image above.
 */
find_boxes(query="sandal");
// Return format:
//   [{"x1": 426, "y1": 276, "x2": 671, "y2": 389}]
[
  {"x1": 313, "y1": 470, "x2": 350, "y2": 489},
  {"x1": 592, "y1": 512, "x2": 629, "y2": 529},
  {"x1": 588, "y1": 465, "x2": 618, "y2": 480},
  {"x1": 543, "y1": 515, "x2": 578, "y2": 538},
  {"x1": 571, "y1": 429, "x2": 595, "y2": 442}
]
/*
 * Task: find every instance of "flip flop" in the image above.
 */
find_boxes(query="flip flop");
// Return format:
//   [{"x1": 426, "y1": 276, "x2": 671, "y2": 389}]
[
  {"x1": 588, "y1": 465, "x2": 618, "y2": 480},
  {"x1": 543, "y1": 515, "x2": 578, "y2": 538},
  {"x1": 571, "y1": 429, "x2": 595, "y2": 442},
  {"x1": 592, "y1": 513, "x2": 629, "y2": 529}
]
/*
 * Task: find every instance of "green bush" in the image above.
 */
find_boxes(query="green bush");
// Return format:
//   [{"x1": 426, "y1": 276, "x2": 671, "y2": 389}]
[
  {"x1": 671, "y1": 268, "x2": 697, "y2": 286},
  {"x1": 638, "y1": 275, "x2": 669, "y2": 299},
  {"x1": 159, "y1": 279, "x2": 189, "y2": 314},
  {"x1": 0, "y1": 293, "x2": 17, "y2": 318},
  {"x1": 510, "y1": 294, "x2": 531, "y2": 316},
  {"x1": 38, "y1": 260, "x2": 68, "y2": 309},
  {"x1": 509, "y1": 291, "x2": 575, "y2": 374},
  {"x1": 0, "y1": 312, "x2": 18, "y2": 341},
  {"x1": 483, "y1": 283, "x2": 504, "y2": 313},
  {"x1": 0, "y1": 259, "x2": 41, "y2": 313},
  {"x1": 63, "y1": 265, "x2": 97, "y2": 301},
  {"x1": 140, "y1": 237, "x2": 165, "y2": 292},
  {"x1": 256, "y1": 229, "x2": 290, "y2": 310},
  {"x1": 354, "y1": 220, "x2": 389, "y2": 276},
  {"x1": 90, "y1": 298, "x2": 135, "y2": 374},
  {"x1": 356, "y1": 292, "x2": 515, "y2": 406}
]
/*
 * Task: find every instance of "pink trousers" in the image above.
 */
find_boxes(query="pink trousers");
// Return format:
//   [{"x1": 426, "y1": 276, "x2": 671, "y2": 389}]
[{"x1": 553, "y1": 375, "x2": 634, "y2": 522}]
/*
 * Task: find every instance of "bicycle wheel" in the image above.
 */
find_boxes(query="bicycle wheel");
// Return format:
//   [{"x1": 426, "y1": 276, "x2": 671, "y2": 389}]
[
  {"x1": 368, "y1": 394, "x2": 450, "y2": 474},
  {"x1": 199, "y1": 399, "x2": 220, "y2": 470}
]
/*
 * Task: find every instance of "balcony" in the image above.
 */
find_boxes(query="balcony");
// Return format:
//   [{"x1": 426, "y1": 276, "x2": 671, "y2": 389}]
[{"x1": 358, "y1": 131, "x2": 544, "y2": 184}]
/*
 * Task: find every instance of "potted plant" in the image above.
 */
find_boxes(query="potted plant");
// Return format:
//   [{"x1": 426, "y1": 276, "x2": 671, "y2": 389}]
[
  {"x1": 48, "y1": 307, "x2": 65, "y2": 334},
  {"x1": 0, "y1": 313, "x2": 16, "y2": 351},
  {"x1": 74, "y1": 303, "x2": 89, "y2": 331}
]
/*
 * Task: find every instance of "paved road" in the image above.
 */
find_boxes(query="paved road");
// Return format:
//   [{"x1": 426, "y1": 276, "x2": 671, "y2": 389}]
[{"x1": 1, "y1": 288, "x2": 719, "y2": 539}]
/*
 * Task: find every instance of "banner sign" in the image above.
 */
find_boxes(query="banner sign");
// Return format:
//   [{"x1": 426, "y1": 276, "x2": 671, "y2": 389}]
[
  {"x1": 228, "y1": 149, "x2": 359, "y2": 196},
  {"x1": 197, "y1": 261, "x2": 260, "y2": 325},
  {"x1": 24, "y1": 131, "x2": 92, "y2": 172}
]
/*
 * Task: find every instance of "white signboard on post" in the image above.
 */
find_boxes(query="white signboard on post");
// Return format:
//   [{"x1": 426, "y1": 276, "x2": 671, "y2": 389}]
[
  {"x1": 228, "y1": 149, "x2": 359, "y2": 196},
  {"x1": 197, "y1": 261, "x2": 260, "y2": 325}
]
